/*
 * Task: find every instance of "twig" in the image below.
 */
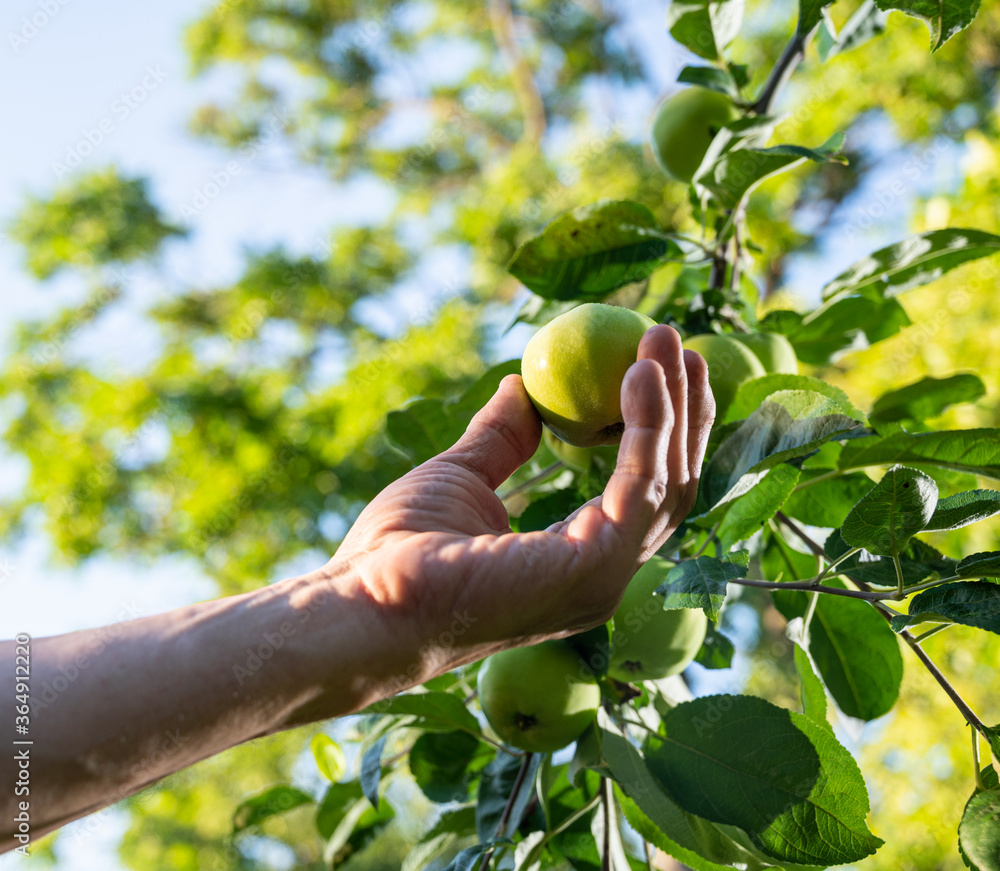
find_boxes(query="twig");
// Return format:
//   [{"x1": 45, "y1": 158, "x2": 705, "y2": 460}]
[
  {"x1": 477, "y1": 752, "x2": 535, "y2": 871},
  {"x1": 729, "y1": 576, "x2": 899, "y2": 601},
  {"x1": 751, "y1": 28, "x2": 813, "y2": 116},
  {"x1": 775, "y1": 511, "x2": 826, "y2": 557},
  {"x1": 912, "y1": 624, "x2": 951, "y2": 643}
]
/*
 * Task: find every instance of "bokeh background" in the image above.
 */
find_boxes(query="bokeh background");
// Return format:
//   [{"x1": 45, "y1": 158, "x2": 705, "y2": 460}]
[{"x1": 2, "y1": 0, "x2": 999, "y2": 868}]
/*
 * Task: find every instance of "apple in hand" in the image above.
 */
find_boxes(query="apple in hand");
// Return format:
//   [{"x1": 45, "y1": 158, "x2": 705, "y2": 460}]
[
  {"x1": 478, "y1": 641, "x2": 601, "y2": 753},
  {"x1": 608, "y1": 557, "x2": 708, "y2": 683},
  {"x1": 650, "y1": 88, "x2": 739, "y2": 183},
  {"x1": 521, "y1": 303, "x2": 656, "y2": 447},
  {"x1": 682, "y1": 333, "x2": 766, "y2": 420},
  {"x1": 730, "y1": 332, "x2": 798, "y2": 375}
]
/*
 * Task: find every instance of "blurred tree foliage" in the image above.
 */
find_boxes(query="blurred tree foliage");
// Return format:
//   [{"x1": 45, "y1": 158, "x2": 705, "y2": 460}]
[{"x1": 3, "y1": 0, "x2": 1000, "y2": 868}]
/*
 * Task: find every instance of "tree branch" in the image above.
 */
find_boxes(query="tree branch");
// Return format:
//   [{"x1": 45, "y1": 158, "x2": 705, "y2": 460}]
[
  {"x1": 751, "y1": 28, "x2": 812, "y2": 116},
  {"x1": 488, "y1": 0, "x2": 547, "y2": 145}
]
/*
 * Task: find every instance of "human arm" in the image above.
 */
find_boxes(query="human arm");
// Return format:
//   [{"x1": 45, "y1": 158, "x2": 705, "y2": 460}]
[{"x1": 0, "y1": 324, "x2": 713, "y2": 852}]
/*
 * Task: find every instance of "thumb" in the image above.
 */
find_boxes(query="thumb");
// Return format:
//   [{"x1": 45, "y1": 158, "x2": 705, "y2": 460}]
[{"x1": 438, "y1": 374, "x2": 542, "y2": 490}]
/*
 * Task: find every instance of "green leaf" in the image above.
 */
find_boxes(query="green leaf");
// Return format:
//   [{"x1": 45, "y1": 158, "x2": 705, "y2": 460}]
[
  {"x1": 958, "y1": 552, "x2": 1000, "y2": 579},
  {"x1": 705, "y1": 390, "x2": 863, "y2": 507},
  {"x1": 310, "y1": 734, "x2": 347, "y2": 782},
  {"x1": 646, "y1": 695, "x2": 881, "y2": 864},
  {"x1": 725, "y1": 374, "x2": 859, "y2": 425},
  {"x1": 780, "y1": 296, "x2": 911, "y2": 365},
  {"x1": 840, "y1": 465, "x2": 938, "y2": 557},
  {"x1": 874, "y1": 0, "x2": 982, "y2": 50},
  {"x1": 409, "y1": 731, "x2": 487, "y2": 803},
  {"x1": 822, "y1": 228, "x2": 1000, "y2": 303},
  {"x1": 315, "y1": 782, "x2": 363, "y2": 839},
  {"x1": 782, "y1": 472, "x2": 876, "y2": 528},
  {"x1": 891, "y1": 582, "x2": 1000, "y2": 634},
  {"x1": 666, "y1": 0, "x2": 745, "y2": 61},
  {"x1": 385, "y1": 360, "x2": 522, "y2": 466},
  {"x1": 818, "y1": 0, "x2": 889, "y2": 59},
  {"x1": 322, "y1": 795, "x2": 395, "y2": 865},
  {"x1": 838, "y1": 429, "x2": 1000, "y2": 481},
  {"x1": 365, "y1": 691, "x2": 480, "y2": 734},
  {"x1": 715, "y1": 463, "x2": 801, "y2": 550},
  {"x1": 869, "y1": 374, "x2": 986, "y2": 424},
  {"x1": 514, "y1": 488, "x2": 586, "y2": 533},
  {"x1": 232, "y1": 785, "x2": 314, "y2": 833},
  {"x1": 959, "y1": 788, "x2": 1000, "y2": 870},
  {"x1": 825, "y1": 529, "x2": 956, "y2": 588},
  {"x1": 927, "y1": 490, "x2": 1000, "y2": 532},
  {"x1": 695, "y1": 135, "x2": 846, "y2": 209},
  {"x1": 507, "y1": 200, "x2": 678, "y2": 301},
  {"x1": 658, "y1": 551, "x2": 749, "y2": 622},
  {"x1": 773, "y1": 584, "x2": 904, "y2": 721},
  {"x1": 695, "y1": 622, "x2": 736, "y2": 669},
  {"x1": 441, "y1": 842, "x2": 504, "y2": 871},
  {"x1": 793, "y1": 643, "x2": 829, "y2": 727},
  {"x1": 598, "y1": 718, "x2": 777, "y2": 871},
  {"x1": 360, "y1": 736, "x2": 385, "y2": 809},
  {"x1": 403, "y1": 807, "x2": 478, "y2": 871},
  {"x1": 798, "y1": 0, "x2": 836, "y2": 38},
  {"x1": 677, "y1": 65, "x2": 743, "y2": 99},
  {"x1": 476, "y1": 752, "x2": 541, "y2": 841}
]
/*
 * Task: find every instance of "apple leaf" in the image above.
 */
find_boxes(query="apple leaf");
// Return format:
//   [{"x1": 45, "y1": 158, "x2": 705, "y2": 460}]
[
  {"x1": 695, "y1": 622, "x2": 736, "y2": 669},
  {"x1": 958, "y1": 552, "x2": 1000, "y2": 579},
  {"x1": 798, "y1": 0, "x2": 836, "y2": 38},
  {"x1": 838, "y1": 429, "x2": 1000, "y2": 481},
  {"x1": 792, "y1": 643, "x2": 830, "y2": 728},
  {"x1": 386, "y1": 360, "x2": 521, "y2": 466},
  {"x1": 364, "y1": 691, "x2": 480, "y2": 734},
  {"x1": 725, "y1": 374, "x2": 860, "y2": 424},
  {"x1": 440, "y1": 841, "x2": 509, "y2": 871},
  {"x1": 311, "y1": 734, "x2": 347, "y2": 782},
  {"x1": 824, "y1": 529, "x2": 956, "y2": 588},
  {"x1": 233, "y1": 784, "x2": 314, "y2": 833},
  {"x1": 506, "y1": 200, "x2": 680, "y2": 301},
  {"x1": 762, "y1": 296, "x2": 911, "y2": 365},
  {"x1": 840, "y1": 465, "x2": 938, "y2": 557},
  {"x1": 695, "y1": 134, "x2": 846, "y2": 210},
  {"x1": 926, "y1": 490, "x2": 1000, "y2": 532},
  {"x1": 773, "y1": 583, "x2": 903, "y2": 721},
  {"x1": 890, "y1": 582, "x2": 1000, "y2": 634},
  {"x1": 409, "y1": 731, "x2": 489, "y2": 803},
  {"x1": 476, "y1": 752, "x2": 542, "y2": 841},
  {"x1": 874, "y1": 0, "x2": 982, "y2": 50},
  {"x1": 645, "y1": 695, "x2": 882, "y2": 865},
  {"x1": 959, "y1": 787, "x2": 1000, "y2": 871},
  {"x1": 597, "y1": 714, "x2": 796, "y2": 871},
  {"x1": 821, "y1": 228, "x2": 1000, "y2": 304},
  {"x1": 714, "y1": 463, "x2": 801, "y2": 550},
  {"x1": 817, "y1": 0, "x2": 889, "y2": 59},
  {"x1": 869, "y1": 374, "x2": 986, "y2": 424},
  {"x1": 657, "y1": 550, "x2": 749, "y2": 621},
  {"x1": 666, "y1": 0, "x2": 745, "y2": 61},
  {"x1": 677, "y1": 64, "x2": 744, "y2": 99},
  {"x1": 320, "y1": 790, "x2": 394, "y2": 862},
  {"x1": 705, "y1": 390, "x2": 863, "y2": 508},
  {"x1": 781, "y1": 472, "x2": 876, "y2": 528}
]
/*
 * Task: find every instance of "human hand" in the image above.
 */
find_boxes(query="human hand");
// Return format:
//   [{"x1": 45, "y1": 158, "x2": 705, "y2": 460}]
[{"x1": 324, "y1": 325, "x2": 715, "y2": 690}]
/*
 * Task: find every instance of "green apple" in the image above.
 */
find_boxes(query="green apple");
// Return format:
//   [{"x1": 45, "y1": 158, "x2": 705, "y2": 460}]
[
  {"x1": 478, "y1": 641, "x2": 601, "y2": 753},
  {"x1": 608, "y1": 557, "x2": 708, "y2": 683},
  {"x1": 543, "y1": 429, "x2": 618, "y2": 472},
  {"x1": 521, "y1": 303, "x2": 656, "y2": 448},
  {"x1": 730, "y1": 332, "x2": 798, "y2": 375},
  {"x1": 650, "y1": 88, "x2": 739, "y2": 183},
  {"x1": 682, "y1": 333, "x2": 767, "y2": 420}
]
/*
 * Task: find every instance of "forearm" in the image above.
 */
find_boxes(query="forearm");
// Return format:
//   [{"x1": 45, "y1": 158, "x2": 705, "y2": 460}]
[{"x1": 0, "y1": 560, "x2": 399, "y2": 852}]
